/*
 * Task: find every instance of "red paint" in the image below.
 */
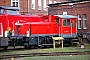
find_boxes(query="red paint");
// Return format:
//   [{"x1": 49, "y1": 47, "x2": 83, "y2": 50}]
[{"x1": 0, "y1": 6, "x2": 77, "y2": 37}]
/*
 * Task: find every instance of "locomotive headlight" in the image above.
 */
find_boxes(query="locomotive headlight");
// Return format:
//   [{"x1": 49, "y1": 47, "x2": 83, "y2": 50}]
[
  {"x1": 17, "y1": 20, "x2": 20, "y2": 23},
  {"x1": 12, "y1": 30, "x2": 14, "y2": 36},
  {"x1": 5, "y1": 31, "x2": 8, "y2": 37},
  {"x1": 26, "y1": 30, "x2": 30, "y2": 37}
]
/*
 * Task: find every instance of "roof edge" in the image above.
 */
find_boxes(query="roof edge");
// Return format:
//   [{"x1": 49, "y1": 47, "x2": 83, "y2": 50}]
[
  {"x1": 0, "y1": 6, "x2": 20, "y2": 10},
  {"x1": 48, "y1": 0, "x2": 90, "y2": 6}
]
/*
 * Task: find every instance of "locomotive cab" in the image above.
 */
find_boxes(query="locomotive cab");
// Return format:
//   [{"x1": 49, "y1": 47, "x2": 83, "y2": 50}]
[
  {"x1": 0, "y1": 6, "x2": 21, "y2": 49},
  {"x1": 55, "y1": 15, "x2": 78, "y2": 45},
  {"x1": 0, "y1": 6, "x2": 21, "y2": 36}
]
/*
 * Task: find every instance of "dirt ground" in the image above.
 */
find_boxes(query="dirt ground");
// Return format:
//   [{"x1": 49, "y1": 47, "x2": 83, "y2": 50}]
[{"x1": 1, "y1": 57, "x2": 24, "y2": 60}]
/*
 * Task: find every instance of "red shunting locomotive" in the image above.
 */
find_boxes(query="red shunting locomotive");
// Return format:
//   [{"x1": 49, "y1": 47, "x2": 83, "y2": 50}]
[{"x1": 0, "y1": 6, "x2": 78, "y2": 49}]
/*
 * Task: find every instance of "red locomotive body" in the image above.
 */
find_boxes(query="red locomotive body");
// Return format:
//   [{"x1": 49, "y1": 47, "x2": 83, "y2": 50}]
[{"x1": 0, "y1": 6, "x2": 78, "y2": 49}]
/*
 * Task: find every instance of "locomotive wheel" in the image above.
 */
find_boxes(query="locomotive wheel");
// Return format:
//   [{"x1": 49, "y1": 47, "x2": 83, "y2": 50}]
[
  {"x1": 38, "y1": 46, "x2": 42, "y2": 49},
  {"x1": 24, "y1": 44, "x2": 29, "y2": 48},
  {"x1": 4, "y1": 46, "x2": 8, "y2": 50}
]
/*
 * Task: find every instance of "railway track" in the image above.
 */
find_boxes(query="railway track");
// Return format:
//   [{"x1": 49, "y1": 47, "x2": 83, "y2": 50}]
[
  {"x1": 0, "y1": 52, "x2": 90, "y2": 59},
  {"x1": 0, "y1": 46, "x2": 36, "y2": 52},
  {"x1": 0, "y1": 46, "x2": 53, "y2": 52}
]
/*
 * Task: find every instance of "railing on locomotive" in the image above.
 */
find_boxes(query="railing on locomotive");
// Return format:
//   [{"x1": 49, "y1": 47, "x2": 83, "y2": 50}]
[{"x1": 0, "y1": 23, "x2": 3, "y2": 37}]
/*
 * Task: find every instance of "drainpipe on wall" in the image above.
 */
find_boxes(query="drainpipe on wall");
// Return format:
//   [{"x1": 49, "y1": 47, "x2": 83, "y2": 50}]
[
  {"x1": 46, "y1": 6, "x2": 50, "y2": 15},
  {"x1": 28, "y1": 0, "x2": 30, "y2": 14}
]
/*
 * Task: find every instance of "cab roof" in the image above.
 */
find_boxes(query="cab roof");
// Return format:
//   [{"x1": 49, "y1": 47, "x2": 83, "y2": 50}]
[
  {"x1": 0, "y1": 6, "x2": 20, "y2": 10},
  {"x1": 55, "y1": 15, "x2": 77, "y2": 19}
]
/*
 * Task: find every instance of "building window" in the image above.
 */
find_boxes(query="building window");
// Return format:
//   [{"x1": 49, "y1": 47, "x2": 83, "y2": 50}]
[
  {"x1": 49, "y1": 0, "x2": 52, "y2": 4},
  {"x1": 43, "y1": 0, "x2": 46, "y2": 10},
  {"x1": 38, "y1": 0, "x2": 41, "y2": 10},
  {"x1": 78, "y1": 15, "x2": 81, "y2": 29},
  {"x1": 54, "y1": 1, "x2": 57, "y2": 3},
  {"x1": 32, "y1": 0, "x2": 35, "y2": 9},
  {"x1": 11, "y1": 0, "x2": 19, "y2": 7},
  {"x1": 83, "y1": 14, "x2": 87, "y2": 29}
]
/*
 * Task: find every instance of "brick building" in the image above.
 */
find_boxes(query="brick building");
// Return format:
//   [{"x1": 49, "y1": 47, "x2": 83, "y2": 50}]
[
  {"x1": 48, "y1": 0, "x2": 90, "y2": 33},
  {"x1": 0, "y1": 0, "x2": 69, "y2": 15}
]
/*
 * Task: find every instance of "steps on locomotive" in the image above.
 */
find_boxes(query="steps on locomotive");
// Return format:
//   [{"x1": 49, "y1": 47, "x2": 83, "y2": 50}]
[
  {"x1": 0, "y1": 37, "x2": 9, "y2": 49},
  {"x1": 71, "y1": 39, "x2": 79, "y2": 45}
]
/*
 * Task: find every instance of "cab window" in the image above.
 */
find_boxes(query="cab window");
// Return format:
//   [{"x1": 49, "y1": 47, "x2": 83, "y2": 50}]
[
  {"x1": 63, "y1": 19, "x2": 70, "y2": 26},
  {"x1": 55, "y1": 18, "x2": 60, "y2": 25},
  {"x1": 0, "y1": 9, "x2": 5, "y2": 14},
  {"x1": 7, "y1": 10, "x2": 20, "y2": 15},
  {"x1": 72, "y1": 20, "x2": 75, "y2": 28}
]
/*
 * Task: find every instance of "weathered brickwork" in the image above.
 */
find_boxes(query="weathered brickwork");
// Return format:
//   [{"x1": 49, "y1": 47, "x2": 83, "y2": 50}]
[
  {"x1": 48, "y1": 1, "x2": 90, "y2": 33},
  {"x1": 0, "y1": 0, "x2": 11, "y2": 6},
  {"x1": 0, "y1": 0, "x2": 69, "y2": 15},
  {"x1": 20, "y1": 0, "x2": 28, "y2": 14}
]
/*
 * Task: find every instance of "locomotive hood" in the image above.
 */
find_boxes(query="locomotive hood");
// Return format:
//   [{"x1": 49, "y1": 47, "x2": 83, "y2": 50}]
[{"x1": 21, "y1": 15, "x2": 44, "y2": 22}]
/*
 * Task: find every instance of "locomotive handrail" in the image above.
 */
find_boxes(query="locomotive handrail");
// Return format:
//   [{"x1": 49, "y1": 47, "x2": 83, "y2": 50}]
[
  {"x1": 0, "y1": 23, "x2": 3, "y2": 37},
  {"x1": 53, "y1": 37, "x2": 64, "y2": 49}
]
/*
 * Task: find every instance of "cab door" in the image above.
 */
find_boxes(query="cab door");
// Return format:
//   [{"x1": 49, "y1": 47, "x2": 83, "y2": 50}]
[
  {"x1": 71, "y1": 18, "x2": 77, "y2": 35},
  {"x1": 62, "y1": 19, "x2": 71, "y2": 36}
]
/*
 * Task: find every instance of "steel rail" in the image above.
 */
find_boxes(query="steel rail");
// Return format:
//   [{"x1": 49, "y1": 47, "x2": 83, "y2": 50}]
[{"x1": 0, "y1": 52, "x2": 90, "y2": 59}]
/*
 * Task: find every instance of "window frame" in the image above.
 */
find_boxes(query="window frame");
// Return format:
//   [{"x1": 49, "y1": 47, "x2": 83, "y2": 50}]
[
  {"x1": 7, "y1": 10, "x2": 20, "y2": 15},
  {"x1": 54, "y1": 1, "x2": 57, "y2": 3},
  {"x1": 0, "y1": 9, "x2": 5, "y2": 14},
  {"x1": 63, "y1": 19, "x2": 70, "y2": 26},
  {"x1": 32, "y1": 0, "x2": 35, "y2": 9},
  {"x1": 83, "y1": 14, "x2": 87, "y2": 29},
  {"x1": 55, "y1": 18, "x2": 60, "y2": 25},
  {"x1": 72, "y1": 20, "x2": 75, "y2": 28},
  {"x1": 38, "y1": 0, "x2": 42, "y2": 10},
  {"x1": 77, "y1": 15, "x2": 81, "y2": 29},
  {"x1": 43, "y1": 0, "x2": 46, "y2": 10},
  {"x1": 49, "y1": 0, "x2": 52, "y2": 4},
  {"x1": 11, "y1": 0, "x2": 19, "y2": 7}
]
